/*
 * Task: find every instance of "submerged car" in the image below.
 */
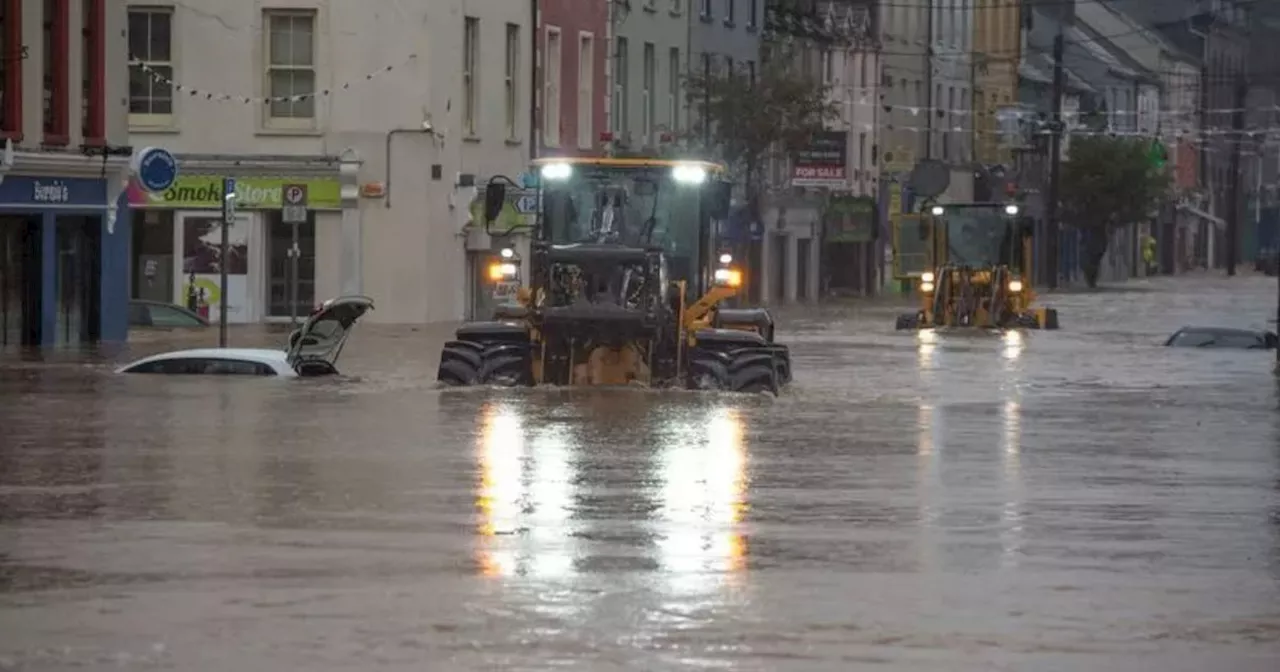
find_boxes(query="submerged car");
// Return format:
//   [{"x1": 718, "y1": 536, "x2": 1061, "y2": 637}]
[
  {"x1": 115, "y1": 296, "x2": 374, "y2": 376},
  {"x1": 1164, "y1": 326, "x2": 1277, "y2": 350}
]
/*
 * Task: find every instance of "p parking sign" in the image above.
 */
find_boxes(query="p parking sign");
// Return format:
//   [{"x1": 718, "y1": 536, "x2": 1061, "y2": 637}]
[{"x1": 282, "y1": 183, "x2": 308, "y2": 223}]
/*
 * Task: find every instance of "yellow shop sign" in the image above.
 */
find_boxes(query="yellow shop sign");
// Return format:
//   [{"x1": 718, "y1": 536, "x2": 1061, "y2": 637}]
[{"x1": 128, "y1": 175, "x2": 342, "y2": 209}]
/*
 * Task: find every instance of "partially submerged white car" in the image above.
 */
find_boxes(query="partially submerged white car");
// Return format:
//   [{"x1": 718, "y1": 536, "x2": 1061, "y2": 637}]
[{"x1": 115, "y1": 296, "x2": 374, "y2": 377}]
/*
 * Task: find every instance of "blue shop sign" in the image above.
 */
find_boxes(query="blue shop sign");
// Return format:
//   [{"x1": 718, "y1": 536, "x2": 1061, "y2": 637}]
[
  {"x1": 0, "y1": 175, "x2": 107, "y2": 208},
  {"x1": 133, "y1": 146, "x2": 178, "y2": 193}
]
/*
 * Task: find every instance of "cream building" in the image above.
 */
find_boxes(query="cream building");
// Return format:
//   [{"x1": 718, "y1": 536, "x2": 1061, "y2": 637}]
[{"x1": 126, "y1": 0, "x2": 532, "y2": 324}]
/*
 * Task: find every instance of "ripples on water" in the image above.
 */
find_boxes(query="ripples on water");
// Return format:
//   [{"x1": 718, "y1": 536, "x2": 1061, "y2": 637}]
[{"x1": 0, "y1": 275, "x2": 1278, "y2": 670}]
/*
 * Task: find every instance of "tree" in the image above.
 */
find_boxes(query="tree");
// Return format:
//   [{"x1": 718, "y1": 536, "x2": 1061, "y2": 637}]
[
  {"x1": 682, "y1": 48, "x2": 839, "y2": 196},
  {"x1": 1058, "y1": 136, "x2": 1171, "y2": 288}
]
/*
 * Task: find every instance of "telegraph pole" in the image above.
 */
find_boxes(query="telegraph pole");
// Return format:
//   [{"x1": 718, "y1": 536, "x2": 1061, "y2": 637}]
[
  {"x1": 1045, "y1": 27, "x2": 1065, "y2": 290},
  {"x1": 924, "y1": 0, "x2": 934, "y2": 159},
  {"x1": 1225, "y1": 73, "x2": 1246, "y2": 277}
]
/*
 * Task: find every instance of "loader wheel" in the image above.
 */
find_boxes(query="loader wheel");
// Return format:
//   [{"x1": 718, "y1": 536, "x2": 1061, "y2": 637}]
[
  {"x1": 438, "y1": 358, "x2": 478, "y2": 386},
  {"x1": 687, "y1": 352, "x2": 730, "y2": 390},
  {"x1": 896, "y1": 312, "x2": 921, "y2": 330},
  {"x1": 732, "y1": 364, "x2": 778, "y2": 395},
  {"x1": 479, "y1": 353, "x2": 533, "y2": 387},
  {"x1": 1014, "y1": 313, "x2": 1041, "y2": 329}
]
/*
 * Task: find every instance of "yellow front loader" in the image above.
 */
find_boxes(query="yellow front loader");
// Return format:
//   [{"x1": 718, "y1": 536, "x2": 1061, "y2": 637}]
[{"x1": 894, "y1": 202, "x2": 1060, "y2": 330}]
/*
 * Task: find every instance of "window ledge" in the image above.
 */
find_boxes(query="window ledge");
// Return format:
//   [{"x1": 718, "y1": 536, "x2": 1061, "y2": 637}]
[
  {"x1": 643, "y1": 5, "x2": 657, "y2": 14},
  {"x1": 669, "y1": 10, "x2": 682, "y2": 19},
  {"x1": 723, "y1": 20, "x2": 736, "y2": 29},
  {"x1": 463, "y1": 135, "x2": 482, "y2": 144},
  {"x1": 256, "y1": 127, "x2": 323, "y2": 138},
  {"x1": 130, "y1": 125, "x2": 181, "y2": 135},
  {"x1": 699, "y1": 14, "x2": 713, "y2": 24},
  {"x1": 504, "y1": 138, "x2": 523, "y2": 147}
]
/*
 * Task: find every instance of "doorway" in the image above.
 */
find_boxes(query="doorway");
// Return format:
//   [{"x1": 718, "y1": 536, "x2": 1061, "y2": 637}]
[
  {"x1": 0, "y1": 216, "x2": 41, "y2": 347},
  {"x1": 53, "y1": 216, "x2": 103, "y2": 346}
]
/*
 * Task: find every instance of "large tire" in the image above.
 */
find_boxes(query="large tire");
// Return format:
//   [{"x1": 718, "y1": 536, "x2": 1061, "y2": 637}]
[
  {"x1": 731, "y1": 364, "x2": 778, "y2": 395},
  {"x1": 896, "y1": 312, "x2": 921, "y2": 330},
  {"x1": 686, "y1": 352, "x2": 730, "y2": 390},
  {"x1": 438, "y1": 358, "x2": 478, "y2": 385},
  {"x1": 479, "y1": 353, "x2": 533, "y2": 386}
]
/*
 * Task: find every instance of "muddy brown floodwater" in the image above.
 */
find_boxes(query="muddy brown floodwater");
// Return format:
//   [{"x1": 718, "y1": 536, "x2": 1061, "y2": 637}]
[{"x1": 1, "y1": 275, "x2": 1279, "y2": 671}]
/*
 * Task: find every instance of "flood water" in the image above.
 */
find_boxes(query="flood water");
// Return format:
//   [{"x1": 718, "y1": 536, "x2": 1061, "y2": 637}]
[{"x1": 1, "y1": 275, "x2": 1278, "y2": 671}]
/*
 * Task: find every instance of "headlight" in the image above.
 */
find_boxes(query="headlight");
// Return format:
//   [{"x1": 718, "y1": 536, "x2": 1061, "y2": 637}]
[
  {"x1": 920, "y1": 281, "x2": 935, "y2": 293},
  {"x1": 930, "y1": 205, "x2": 944, "y2": 216},
  {"x1": 500, "y1": 247, "x2": 515, "y2": 259},
  {"x1": 713, "y1": 268, "x2": 743, "y2": 287},
  {"x1": 672, "y1": 164, "x2": 707, "y2": 184},
  {"x1": 1008, "y1": 279, "x2": 1023, "y2": 292},
  {"x1": 1004, "y1": 204, "x2": 1019, "y2": 216},
  {"x1": 539, "y1": 162, "x2": 572, "y2": 180},
  {"x1": 719, "y1": 253, "x2": 732, "y2": 264},
  {"x1": 921, "y1": 271, "x2": 935, "y2": 283},
  {"x1": 488, "y1": 262, "x2": 519, "y2": 280}
]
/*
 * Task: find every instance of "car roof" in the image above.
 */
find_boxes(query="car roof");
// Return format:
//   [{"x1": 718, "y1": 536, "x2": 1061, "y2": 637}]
[
  {"x1": 1173, "y1": 326, "x2": 1264, "y2": 337},
  {"x1": 123, "y1": 348, "x2": 289, "y2": 367}
]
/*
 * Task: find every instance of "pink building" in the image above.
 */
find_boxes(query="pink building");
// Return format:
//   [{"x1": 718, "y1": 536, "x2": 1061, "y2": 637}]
[{"x1": 535, "y1": 0, "x2": 608, "y2": 157}]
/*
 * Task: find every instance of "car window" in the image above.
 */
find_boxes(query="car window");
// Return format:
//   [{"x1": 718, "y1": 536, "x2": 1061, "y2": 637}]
[
  {"x1": 128, "y1": 303, "x2": 151, "y2": 326},
  {"x1": 147, "y1": 304, "x2": 205, "y2": 327},
  {"x1": 124, "y1": 357, "x2": 277, "y2": 376}
]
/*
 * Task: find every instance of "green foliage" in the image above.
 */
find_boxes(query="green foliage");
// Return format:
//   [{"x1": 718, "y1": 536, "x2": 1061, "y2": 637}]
[
  {"x1": 1060, "y1": 135, "x2": 1170, "y2": 232},
  {"x1": 1059, "y1": 135, "x2": 1171, "y2": 286},
  {"x1": 682, "y1": 45, "x2": 840, "y2": 191}
]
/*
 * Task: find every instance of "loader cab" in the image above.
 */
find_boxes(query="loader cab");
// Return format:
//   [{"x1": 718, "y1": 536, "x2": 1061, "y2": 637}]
[
  {"x1": 927, "y1": 202, "x2": 1027, "y2": 273},
  {"x1": 526, "y1": 158, "x2": 732, "y2": 299}
]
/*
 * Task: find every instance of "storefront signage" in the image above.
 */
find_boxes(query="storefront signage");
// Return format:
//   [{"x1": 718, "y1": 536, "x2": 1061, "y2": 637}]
[
  {"x1": 824, "y1": 196, "x2": 877, "y2": 243},
  {"x1": 132, "y1": 146, "x2": 179, "y2": 192},
  {"x1": 0, "y1": 175, "x2": 106, "y2": 208},
  {"x1": 127, "y1": 175, "x2": 342, "y2": 210}
]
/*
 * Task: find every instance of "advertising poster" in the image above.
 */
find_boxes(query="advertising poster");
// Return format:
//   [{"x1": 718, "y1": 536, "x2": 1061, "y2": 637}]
[{"x1": 179, "y1": 217, "x2": 250, "y2": 323}]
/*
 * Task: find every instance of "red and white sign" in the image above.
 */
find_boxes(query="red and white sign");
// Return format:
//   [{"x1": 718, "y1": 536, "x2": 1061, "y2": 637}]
[{"x1": 791, "y1": 130, "x2": 849, "y2": 187}]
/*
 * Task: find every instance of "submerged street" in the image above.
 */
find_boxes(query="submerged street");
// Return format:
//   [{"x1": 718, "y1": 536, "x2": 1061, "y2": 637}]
[{"x1": 1, "y1": 275, "x2": 1278, "y2": 670}]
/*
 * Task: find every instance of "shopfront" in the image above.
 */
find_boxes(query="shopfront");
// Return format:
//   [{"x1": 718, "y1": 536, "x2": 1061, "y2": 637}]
[
  {"x1": 0, "y1": 176, "x2": 129, "y2": 347},
  {"x1": 127, "y1": 175, "x2": 341, "y2": 323}
]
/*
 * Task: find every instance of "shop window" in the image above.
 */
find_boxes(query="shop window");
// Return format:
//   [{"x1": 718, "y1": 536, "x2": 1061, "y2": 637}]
[
  {"x1": 131, "y1": 210, "x2": 176, "y2": 303},
  {"x1": 42, "y1": 0, "x2": 69, "y2": 145},
  {"x1": 127, "y1": 6, "x2": 173, "y2": 128},
  {"x1": 264, "y1": 211, "x2": 316, "y2": 318},
  {"x1": 0, "y1": 0, "x2": 24, "y2": 140}
]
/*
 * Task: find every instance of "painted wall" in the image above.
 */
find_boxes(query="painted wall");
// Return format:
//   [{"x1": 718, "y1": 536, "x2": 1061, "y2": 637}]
[
  {"x1": 537, "y1": 0, "x2": 609, "y2": 155},
  {"x1": 610, "y1": 0, "x2": 691, "y2": 150}
]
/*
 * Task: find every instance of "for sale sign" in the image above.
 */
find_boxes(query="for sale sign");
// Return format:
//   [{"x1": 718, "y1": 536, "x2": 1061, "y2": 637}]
[{"x1": 791, "y1": 131, "x2": 848, "y2": 187}]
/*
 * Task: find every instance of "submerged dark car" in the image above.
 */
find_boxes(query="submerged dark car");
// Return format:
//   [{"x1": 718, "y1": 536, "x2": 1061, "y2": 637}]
[{"x1": 1165, "y1": 326, "x2": 1277, "y2": 350}]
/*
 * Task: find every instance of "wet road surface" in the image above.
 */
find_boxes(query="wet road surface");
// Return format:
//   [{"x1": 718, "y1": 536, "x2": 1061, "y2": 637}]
[{"x1": 1, "y1": 274, "x2": 1278, "y2": 670}]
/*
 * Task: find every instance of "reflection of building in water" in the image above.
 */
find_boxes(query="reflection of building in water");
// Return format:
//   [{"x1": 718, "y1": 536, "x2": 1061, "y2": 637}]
[
  {"x1": 999, "y1": 333, "x2": 1025, "y2": 567},
  {"x1": 655, "y1": 408, "x2": 749, "y2": 586},
  {"x1": 474, "y1": 401, "x2": 578, "y2": 578}
]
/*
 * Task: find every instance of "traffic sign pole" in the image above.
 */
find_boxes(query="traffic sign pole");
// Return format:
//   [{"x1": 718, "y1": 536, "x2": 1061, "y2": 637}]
[
  {"x1": 220, "y1": 178, "x2": 236, "y2": 347},
  {"x1": 282, "y1": 185, "x2": 308, "y2": 323}
]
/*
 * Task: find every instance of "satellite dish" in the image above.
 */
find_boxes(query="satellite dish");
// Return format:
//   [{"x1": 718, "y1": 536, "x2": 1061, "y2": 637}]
[{"x1": 908, "y1": 159, "x2": 950, "y2": 199}]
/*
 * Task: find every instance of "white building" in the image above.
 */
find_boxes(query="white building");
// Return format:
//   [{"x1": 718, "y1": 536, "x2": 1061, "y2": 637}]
[
  {"x1": 126, "y1": 0, "x2": 532, "y2": 325},
  {"x1": 930, "y1": 0, "x2": 973, "y2": 203}
]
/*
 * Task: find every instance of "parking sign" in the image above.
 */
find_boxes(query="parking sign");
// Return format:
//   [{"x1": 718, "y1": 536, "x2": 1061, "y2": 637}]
[{"x1": 282, "y1": 183, "x2": 308, "y2": 223}]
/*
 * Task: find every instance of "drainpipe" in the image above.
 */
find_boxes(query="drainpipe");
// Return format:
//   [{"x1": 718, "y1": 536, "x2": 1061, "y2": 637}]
[{"x1": 530, "y1": 0, "x2": 539, "y2": 161}]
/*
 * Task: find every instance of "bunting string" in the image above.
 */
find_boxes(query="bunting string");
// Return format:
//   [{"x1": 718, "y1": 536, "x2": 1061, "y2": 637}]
[{"x1": 127, "y1": 53, "x2": 418, "y2": 104}]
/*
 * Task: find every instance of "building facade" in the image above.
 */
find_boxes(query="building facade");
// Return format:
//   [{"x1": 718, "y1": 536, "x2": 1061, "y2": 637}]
[
  {"x1": 125, "y1": 0, "x2": 532, "y2": 325},
  {"x1": 929, "y1": 0, "x2": 972, "y2": 191},
  {"x1": 0, "y1": 0, "x2": 132, "y2": 347},
  {"x1": 972, "y1": 0, "x2": 1021, "y2": 168},
  {"x1": 609, "y1": 0, "x2": 691, "y2": 151},
  {"x1": 536, "y1": 0, "x2": 609, "y2": 156},
  {"x1": 689, "y1": 0, "x2": 763, "y2": 137}
]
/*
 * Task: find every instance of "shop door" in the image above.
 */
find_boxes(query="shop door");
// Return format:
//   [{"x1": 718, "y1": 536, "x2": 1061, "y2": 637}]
[
  {"x1": 0, "y1": 217, "x2": 41, "y2": 347},
  {"x1": 53, "y1": 216, "x2": 103, "y2": 346},
  {"x1": 174, "y1": 212, "x2": 259, "y2": 323}
]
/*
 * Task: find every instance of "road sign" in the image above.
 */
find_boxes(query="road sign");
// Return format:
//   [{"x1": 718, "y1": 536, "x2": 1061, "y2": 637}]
[
  {"x1": 514, "y1": 193, "x2": 538, "y2": 214},
  {"x1": 282, "y1": 183, "x2": 308, "y2": 223},
  {"x1": 132, "y1": 146, "x2": 178, "y2": 192},
  {"x1": 222, "y1": 178, "x2": 237, "y2": 224}
]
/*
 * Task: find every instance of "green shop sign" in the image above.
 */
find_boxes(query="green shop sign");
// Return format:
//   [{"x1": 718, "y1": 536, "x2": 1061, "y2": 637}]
[
  {"x1": 824, "y1": 196, "x2": 877, "y2": 243},
  {"x1": 129, "y1": 175, "x2": 342, "y2": 209},
  {"x1": 469, "y1": 189, "x2": 534, "y2": 234}
]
